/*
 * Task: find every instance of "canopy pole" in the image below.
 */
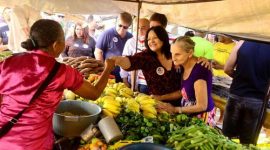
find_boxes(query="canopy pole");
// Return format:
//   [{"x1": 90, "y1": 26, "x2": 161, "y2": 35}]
[{"x1": 131, "y1": 1, "x2": 142, "y2": 91}]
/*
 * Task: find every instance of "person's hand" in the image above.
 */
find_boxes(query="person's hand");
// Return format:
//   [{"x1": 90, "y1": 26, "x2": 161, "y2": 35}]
[
  {"x1": 197, "y1": 57, "x2": 211, "y2": 70},
  {"x1": 156, "y1": 101, "x2": 175, "y2": 114},
  {"x1": 104, "y1": 58, "x2": 115, "y2": 72},
  {"x1": 212, "y1": 60, "x2": 223, "y2": 70}
]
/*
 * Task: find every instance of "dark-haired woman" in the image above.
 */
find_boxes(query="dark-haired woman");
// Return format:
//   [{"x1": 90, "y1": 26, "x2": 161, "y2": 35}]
[
  {"x1": 62, "y1": 22, "x2": 96, "y2": 58},
  {"x1": 0, "y1": 19, "x2": 115, "y2": 149},
  {"x1": 112, "y1": 26, "x2": 182, "y2": 105}
]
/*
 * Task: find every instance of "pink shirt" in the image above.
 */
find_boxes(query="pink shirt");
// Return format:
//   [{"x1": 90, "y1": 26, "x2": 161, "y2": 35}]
[{"x1": 0, "y1": 50, "x2": 83, "y2": 150}]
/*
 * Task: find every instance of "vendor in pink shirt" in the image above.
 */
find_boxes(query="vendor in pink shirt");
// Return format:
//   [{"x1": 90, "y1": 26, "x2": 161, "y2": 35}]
[{"x1": 0, "y1": 19, "x2": 115, "y2": 150}]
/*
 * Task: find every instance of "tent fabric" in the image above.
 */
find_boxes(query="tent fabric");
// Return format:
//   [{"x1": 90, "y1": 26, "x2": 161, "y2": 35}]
[
  {"x1": 0, "y1": 0, "x2": 123, "y2": 15},
  {"x1": 1, "y1": 0, "x2": 270, "y2": 42},
  {"x1": 137, "y1": 0, "x2": 270, "y2": 42}
]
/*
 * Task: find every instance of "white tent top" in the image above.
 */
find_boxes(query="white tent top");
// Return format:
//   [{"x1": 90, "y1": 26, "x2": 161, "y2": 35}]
[{"x1": 1, "y1": 0, "x2": 270, "y2": 42}]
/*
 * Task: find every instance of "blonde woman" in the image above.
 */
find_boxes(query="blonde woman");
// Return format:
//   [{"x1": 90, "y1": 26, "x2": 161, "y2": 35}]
[{"x1": 156, "y1": 36, "x2": 215, "y2": 126}]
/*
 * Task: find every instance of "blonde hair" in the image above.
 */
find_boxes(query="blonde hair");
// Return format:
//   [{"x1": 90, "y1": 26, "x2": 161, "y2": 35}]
[{"x1": 173, "y1": 36, "x2": 195, "y2": 53}]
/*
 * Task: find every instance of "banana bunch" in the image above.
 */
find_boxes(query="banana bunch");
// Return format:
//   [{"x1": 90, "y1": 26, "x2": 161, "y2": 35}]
[
  {"x1": 112, "y1": 83, "x2": 127, "y2": 91},
  {"x1": 119, "y1": 87, "x2": 134, "y2": 98},
  {"x1": 100, "y1": 96, "x2": 121, "y2": 117},
  {"x1": 125, "y1": 98, "x2": 140, "y2": 114},
  {"x1": 108, "y1": 79, "x2": 116, "y2": 85},
  {"x1": 104, "y1": 87, "x2": 118, "y2": 97},
  {"x1": 136, "y1": 94, "x2": 157, "y2": 118}
]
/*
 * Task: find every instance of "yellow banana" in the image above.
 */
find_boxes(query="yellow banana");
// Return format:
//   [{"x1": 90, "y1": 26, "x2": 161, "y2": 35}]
[
  {"x1": 103, "y1": 109, "x2": 115, "y2": 117},
  {"x1": 143, "y1": 107, "x2": 157, "y2": 115},
  {"x1": 105, "y1": 87, "x2": 118, "y2": 95},
  {"x1": 116, "y1": 83, "x2": 126, "y2": 91},
  {"x1": 119, "y1": 91, "x2": 133, "y2": 98},
  {"x1": 139, "y1": 99, "x2": 156, "y2": 105},
  {"x1": 137, "y1": 96, "x2": 152, "y2": 102},
  {"x1": 120, "y1": 88, "x2": 133, "y2": 96},
  {"x1": 126, "y1": 101, "x2": 140, "y2": 113},
  {"x1": 103, "y1": 100, "x2": 120, "y2": 108},
  {"x1": 140, "y1": 104, "x2": 156, "y2": 110},
  {"x1": 143, "y1": 112, "x2": 157, "y2": 118},
  {"x1": 102, "y1": 95, "x2": 115, "y2": 101},
  {"x1": 103, "y1": 104, "x2": 120, "y2": 114}
]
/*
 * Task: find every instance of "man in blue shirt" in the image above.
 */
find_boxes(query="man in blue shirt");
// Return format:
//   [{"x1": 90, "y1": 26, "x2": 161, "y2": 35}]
[
  {"x1": 94, "y1": 12, "x2": 133, "y2": 82},
  {"x1": 223, "y1": 40, "x2": 270, "y2": 145}
]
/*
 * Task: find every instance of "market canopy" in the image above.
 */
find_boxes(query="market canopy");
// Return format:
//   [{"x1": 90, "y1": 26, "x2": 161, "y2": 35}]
[{"x1": 1, "y1": 0, "x2": 270, "y2": 42}]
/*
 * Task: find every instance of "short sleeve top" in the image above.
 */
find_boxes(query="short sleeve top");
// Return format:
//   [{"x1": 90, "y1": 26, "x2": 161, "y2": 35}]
[
  {"x1": 180, "y1": 63, "x2": 214, "y2": 112},
  {"x1": 96, "y1": 28, "x2": 133, "y2": 59}
]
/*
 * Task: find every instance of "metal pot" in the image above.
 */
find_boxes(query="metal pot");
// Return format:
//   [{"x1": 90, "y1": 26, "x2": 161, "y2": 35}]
[{"x1": 53, "y1": 100, "x2": 101, "y2": 137}]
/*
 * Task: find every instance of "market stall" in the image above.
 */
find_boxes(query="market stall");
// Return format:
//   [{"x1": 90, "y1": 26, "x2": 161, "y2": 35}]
[
  {"x1": 1, "y1": 0, "x2": 270, "y2": 149},
  {"x1": 58, "y1": 79, "x2": 261, "y2": 150}
]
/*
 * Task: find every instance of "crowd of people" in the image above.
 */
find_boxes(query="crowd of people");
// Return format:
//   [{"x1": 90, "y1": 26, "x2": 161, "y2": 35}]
[{"x1": 0, "y1": 5, "x2": 269, "y2": 149}]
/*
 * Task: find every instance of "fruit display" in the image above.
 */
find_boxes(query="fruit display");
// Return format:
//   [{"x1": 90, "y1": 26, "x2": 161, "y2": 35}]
[
  {"x1": 136, "y1": 94, "x2": 157, "y2": 118},
  {"x1": 92, "y1": 82, "x2": 159, "y2": 119},
  {"x1": 61, "y1": 75, "x2": 260, "y2": 150},
  {"x1": 79, "y1": 138, "x2": 107, "y2": 150}
]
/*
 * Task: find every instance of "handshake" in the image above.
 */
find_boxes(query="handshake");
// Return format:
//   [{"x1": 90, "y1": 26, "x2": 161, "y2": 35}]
[
  {"x1": 104, "y1": 56, "x2": 125, "y2": 72},
  {"x1": 103, "y1": 57, "x2": 116, "y2": 72}
]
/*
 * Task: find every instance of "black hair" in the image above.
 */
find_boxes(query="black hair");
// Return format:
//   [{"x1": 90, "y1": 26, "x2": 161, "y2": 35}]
[
  {"x1": 184, "y1": 31, "x2": 195, "y2": 37},
  {"x1": 145, "y1": 26, "x2": 171, "y2": 59},
  {"x1": 21, "y1": 19, "x2": 63, "y2": 51},
  {"x1": 149, "y1": 13, "x2": 168, "y2": 28}
]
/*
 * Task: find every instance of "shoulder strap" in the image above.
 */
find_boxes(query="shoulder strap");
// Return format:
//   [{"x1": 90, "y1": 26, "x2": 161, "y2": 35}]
[{"x1": 0, "y1": 61, "x2": 61, "y2": 138}]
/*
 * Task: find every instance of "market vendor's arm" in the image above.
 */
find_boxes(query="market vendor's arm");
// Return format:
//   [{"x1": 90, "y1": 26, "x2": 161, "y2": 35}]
[
  {"x1": 224, "y1": 40, "x2": 244, "y2": 77},
  {"x1": 73, "y1": 58, "x2": 115, "y2": 99},
  {"x1": 151, "y1": 90, "x2": 181, "y2": 101}
]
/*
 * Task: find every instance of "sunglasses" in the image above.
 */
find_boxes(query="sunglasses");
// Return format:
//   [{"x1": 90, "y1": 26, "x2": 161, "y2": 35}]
[{"x1": 118, "y1": 24, "x2": 129, "y2": 30}]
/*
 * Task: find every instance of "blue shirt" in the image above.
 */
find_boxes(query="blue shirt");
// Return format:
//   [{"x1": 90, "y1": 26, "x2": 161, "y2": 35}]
[
  {"x1": 0, "y1": 24, "x2": 9, "y2": 45},
  {"x1": 230, "y1": 41, "x2": 270, "y2": 99},
  {"x1": 96, "y1": 28, "x2": 132, "y2": 59}
]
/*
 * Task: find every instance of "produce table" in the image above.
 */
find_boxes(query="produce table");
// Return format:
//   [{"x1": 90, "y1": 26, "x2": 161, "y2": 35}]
[
  {"x1": 212, "y1": 94, "x2": 270, "y2": 129},
  {"x1": 64, "y1": 82, "x2": 262, "y2": 149}
]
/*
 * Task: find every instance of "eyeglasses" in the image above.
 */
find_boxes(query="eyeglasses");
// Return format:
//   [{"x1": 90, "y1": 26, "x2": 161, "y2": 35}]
[{"x1": 118, "y1": 24, "x2": 129, "y2": 30}]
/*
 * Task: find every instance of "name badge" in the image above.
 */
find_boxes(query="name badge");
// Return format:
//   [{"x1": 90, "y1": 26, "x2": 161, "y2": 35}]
[
  {"x1": 156, "y1": 67, "x2": 165, "y2": 75},
  {"x1": 74, "y1": 43, "x2": 79, "y2": 47},
  {"x1": 113, "y1": 37, "x2": 118, "y2": 42},
  {"x1": 82, "y1": 44, "x2": 89, "y2": 49}
]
